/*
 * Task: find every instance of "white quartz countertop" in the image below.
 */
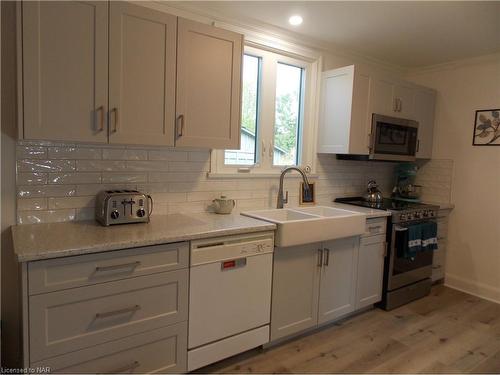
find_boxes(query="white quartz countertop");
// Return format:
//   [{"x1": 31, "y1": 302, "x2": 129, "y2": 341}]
[
  {"x1": 11, "y1": 212, "x2": 276, "y2": 262},
  {"x1": 327, "y1": 202, "x2": 392, "y2": 219}
]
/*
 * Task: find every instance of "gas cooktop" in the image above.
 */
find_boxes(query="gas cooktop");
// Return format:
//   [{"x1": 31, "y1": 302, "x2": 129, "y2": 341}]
[
  {"x1": 334, "y1": 197, "x2": 434, "y2": 211},
  {"x1": 335, "y1": 197, "x2": 439, "y2": 224}
]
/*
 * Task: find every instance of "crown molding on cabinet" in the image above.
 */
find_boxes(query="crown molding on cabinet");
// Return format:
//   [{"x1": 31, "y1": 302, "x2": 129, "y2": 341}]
[
  {"x1": 144, "y1": 1, "x2": 406, "y2": 74},
  {"x1": 407, "y1": 51, "x2": 500, "y2": 76}
]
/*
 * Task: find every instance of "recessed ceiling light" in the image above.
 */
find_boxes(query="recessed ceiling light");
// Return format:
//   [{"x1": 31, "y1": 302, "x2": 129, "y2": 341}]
[{"x1": 288, "y1": 15, "x2": 303, "y2": 26}]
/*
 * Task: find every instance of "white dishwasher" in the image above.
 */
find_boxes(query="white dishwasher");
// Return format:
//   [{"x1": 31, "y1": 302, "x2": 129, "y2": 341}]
[{"x1": 188, "y1": 231, "x2": 274, "y2": 371}]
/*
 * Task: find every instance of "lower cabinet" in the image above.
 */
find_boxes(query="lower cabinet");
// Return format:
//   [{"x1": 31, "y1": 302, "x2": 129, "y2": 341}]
[
  {"x1": 270, "y1": 243, "x2": 321, "y2": 340},
  {"x1": 271, "y1": 237, "x2": 360, "y2": 341},
  {"x1": 271, "y1": 231, "x2": 387, "y2": 342},
  {"x1": 318, "y1": 237, "x2": 359, "y2": 324},
  {"x1": 355, "y1": 234, "x2": 386, "y2": 309},
  {"x1": 25, "y1": 243, "x2": 189, "y2": 373},
  {"x1": 31, "y1": 322, "x2": 187, "y2": 374}
]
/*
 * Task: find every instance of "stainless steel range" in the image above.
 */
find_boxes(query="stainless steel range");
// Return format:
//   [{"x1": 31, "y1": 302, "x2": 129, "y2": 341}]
[{"x1": 335, "y1": 197, "x2": 439, "y2": 310}]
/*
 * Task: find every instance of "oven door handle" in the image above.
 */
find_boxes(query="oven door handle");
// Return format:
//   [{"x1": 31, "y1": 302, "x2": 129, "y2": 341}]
[{"x1": 395, "y1": 226, "x2": 408, "y2": 232}]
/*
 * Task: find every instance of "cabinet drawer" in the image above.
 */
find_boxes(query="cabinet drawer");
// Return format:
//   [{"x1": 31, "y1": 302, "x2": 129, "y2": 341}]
[
  {"x1": 29, "y1": 270, "x2": 188, "y2": 362},
  {"x1": 32, "y1": 322, "x2": 187, "y2": 373},
  {"x1": 28, "y1": 242, "x2": 188, "y2": 295},
  {"x1": 363, "y1": 217, "x2": 387, "y2": 237}
]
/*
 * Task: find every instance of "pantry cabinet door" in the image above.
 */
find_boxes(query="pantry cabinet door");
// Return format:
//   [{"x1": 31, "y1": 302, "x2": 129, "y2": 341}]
[
  {"x1": 318, "y1": 237, "x2": 359, "y2": 324},
  {"x1": 109, "y1": 2, "x2": 177, "y2": 146},
  {"x1": 22, "y1": 1, "x2": 108, "y2": 143},
  {"x1": 413, "y1": 88, "x2": 436, "y2": 159},
  {"x1": 176, "y1": 18, "x2": 243, "y2": 149}
]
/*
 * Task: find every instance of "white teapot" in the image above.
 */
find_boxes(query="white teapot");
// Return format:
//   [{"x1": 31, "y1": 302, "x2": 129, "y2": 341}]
[{"x1": 212, "y1": 195, "x2": 235, "y2": 214}]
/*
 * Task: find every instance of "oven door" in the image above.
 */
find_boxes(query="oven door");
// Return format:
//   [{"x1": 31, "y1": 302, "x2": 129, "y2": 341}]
[
  {"x1": 387, "y1": 222, "x2": 434, "y2": 291},
  {"x1": 370, "y1": 114, "x2": 418, "y2": 161}
]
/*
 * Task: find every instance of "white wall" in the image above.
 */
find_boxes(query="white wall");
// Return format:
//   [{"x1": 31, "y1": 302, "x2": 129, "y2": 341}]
[{"x1": 407, "y1": 54, "x2": 500, "y2": 302}]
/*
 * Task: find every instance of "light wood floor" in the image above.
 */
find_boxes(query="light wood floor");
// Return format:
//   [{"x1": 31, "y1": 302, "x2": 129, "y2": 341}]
[{"x1": 199, "y1": 285, "x2": 500, "y2": 373}]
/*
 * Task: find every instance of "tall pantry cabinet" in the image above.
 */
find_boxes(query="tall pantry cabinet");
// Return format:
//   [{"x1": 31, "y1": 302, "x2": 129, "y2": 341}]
[{"x1": 20, "y1": 1, "x2": 243, "y2": 148}]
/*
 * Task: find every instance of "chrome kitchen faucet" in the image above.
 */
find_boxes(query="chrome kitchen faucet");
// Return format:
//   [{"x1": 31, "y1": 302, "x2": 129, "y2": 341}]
[{"x1": 277, "y1": 166, "x2": 311, "y2": 209}]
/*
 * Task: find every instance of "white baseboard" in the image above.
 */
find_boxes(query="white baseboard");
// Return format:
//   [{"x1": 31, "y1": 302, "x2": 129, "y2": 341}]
[{"x1": 445, "y1": 273, "x2": 500, "y2": 304}]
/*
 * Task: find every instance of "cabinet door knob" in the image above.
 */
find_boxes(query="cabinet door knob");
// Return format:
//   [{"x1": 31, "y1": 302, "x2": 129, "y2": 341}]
[
  {"x1": 95, "y1": 106, "x2": 105, "y2": 132},
  {"x1": 110, "y1": 107, "x2": 119, "y2": 133},
  {"x1": 317, "y1": 249, "x2": 323, "y2": 267},
  {"x1": 177, "y1": 114, "x2": 185, "y2": 138},
  {"x1": 323, "y1": 248, "x2": 330, "y2": 266}
]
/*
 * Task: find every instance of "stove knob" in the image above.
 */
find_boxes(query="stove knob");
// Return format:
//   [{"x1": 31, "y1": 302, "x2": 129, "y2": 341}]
[
  {"x1": 423, "y1": 210, "x2": 429, "y2": 217},
  {"x1": 110, "y1": 210, "x2": 120, "y2": 220},
  {"x1": 137, "y1": 208, "x2": 146, "y2": 218},
  {"x1": 414, "y1": 212, "x2": 421, "y2": 219},
  {"x1": 430, "y1": 211, "x2": 435, "y2": 217},
  {"x1": 400, "y1": 214, "x2": 407, "y2": 221},
  {"x1": 406, "y1": 213, "x2": 413, "y2": 220}
]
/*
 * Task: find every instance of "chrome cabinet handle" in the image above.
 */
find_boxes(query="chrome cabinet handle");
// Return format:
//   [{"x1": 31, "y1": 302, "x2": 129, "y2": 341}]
[
  {"x1": 177, "y1": 114, "x2": 184, "y2": 138},
  {"x1": 383, "y1": 242, "x2": 388, "y2": 257},
  {"x1": 323, "y1": 248, "x2": 330, "y2": 266},
  {"x1": 95, "y1": 261, "x2": 141, "y2": 273},
  {"x1": 393, "y1": 98, "x2": 398, "y2": 112},
  {"x1": 95, "y1": 304, "x2": 141, "y2": 319},
  {"x1": 108, "y1": 360, "x2": 140, "y2": 374},
  {"x1": 368, "y1": 225, "x2": 383, "y2": 232},
  {"x1": 395, "y1": 226, "x2": 408, "y2": 232},
  {"x1": 95, "y1": 106, "x2": 105, "y2": 132},
  {"x1": 416, "y1": 139, "x2": 420, "y2": 152},
  {"x1": 317, "y1": 249, "x2": 323, "y2": 267},
  {"x1": 110, "y1": 107, "x2": 119, "y2": 133}
]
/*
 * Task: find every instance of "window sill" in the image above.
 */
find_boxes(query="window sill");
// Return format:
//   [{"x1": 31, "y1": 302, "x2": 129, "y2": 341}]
[{"x1": 207, "y1": 172, "x2": 319, "y2": 179}]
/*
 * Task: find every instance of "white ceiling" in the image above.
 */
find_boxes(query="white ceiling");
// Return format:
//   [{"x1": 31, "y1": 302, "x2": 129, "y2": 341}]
[{"x1": 177, "y1": 1, "x2": 500, "y2": 68}]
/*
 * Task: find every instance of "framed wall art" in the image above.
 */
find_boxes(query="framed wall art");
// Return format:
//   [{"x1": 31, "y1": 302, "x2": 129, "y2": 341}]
[{"x1": 472, "y1": 109, "x2": 500, "y2": 146}]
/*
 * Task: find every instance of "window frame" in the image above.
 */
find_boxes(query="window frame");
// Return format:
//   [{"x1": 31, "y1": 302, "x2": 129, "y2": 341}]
[
  {"x1": 210, "y1": 44, "x2": 320, "y2": 178},
  {"x1": 223, "y1": 53, "x2": 263, "y2": 167}
]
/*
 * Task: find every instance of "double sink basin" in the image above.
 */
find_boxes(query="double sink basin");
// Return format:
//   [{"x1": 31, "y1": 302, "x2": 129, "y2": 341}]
[{"x1": 242, "y1": 206, "x2": 366, "y2": 248}]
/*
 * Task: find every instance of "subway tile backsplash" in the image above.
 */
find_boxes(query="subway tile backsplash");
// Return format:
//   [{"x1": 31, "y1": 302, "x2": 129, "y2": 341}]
[{"x1": 16, "y1": 141, "x2": 403, "y2": 224}]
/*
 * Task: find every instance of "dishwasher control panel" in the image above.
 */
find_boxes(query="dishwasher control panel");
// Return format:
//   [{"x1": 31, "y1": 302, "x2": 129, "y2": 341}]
[{"x1": 190, "y1": 232, "x2": 274, "y2": 266}]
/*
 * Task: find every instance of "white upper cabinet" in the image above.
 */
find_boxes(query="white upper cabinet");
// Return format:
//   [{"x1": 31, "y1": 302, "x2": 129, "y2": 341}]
[
  {"x1": 393, "y1": 83, "x2": 415, "y2": 119},
  {"x1": 175, "y1": 18, "x2": 243, "y2": 149},
  {"x1": 108, "y1": 2, "x2": 177, "y2": 146},
  {"x1": 317, "y1": 65, "x2": 371, "y2": 155},
  {"x1": 20, "y1": 2, "x2": 243, "y2": 149},
  {"x1": 413, "y1": 87, "x2": 436, "y2": 159},
  {"x1": 318, "y1": 64, "x2": 435, "y2": 158},
  {"x1": 22, "y1": 1, "x2": 108, "y2": 143},
  {"x1": 368, "y1": 77, "x2": 394, "y2": 117}
]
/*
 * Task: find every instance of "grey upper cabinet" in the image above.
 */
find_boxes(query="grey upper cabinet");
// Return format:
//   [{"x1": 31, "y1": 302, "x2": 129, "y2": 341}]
[
  {"x1": 271, "y1": 243, "x2": 321, "y2": 341},
  {"x1": 318, "y1": 237, "x2": 359, "y2": 324},
  {"x1": 20, "y1": 2, "x2": 243, "y2": 149},
  {"x1": 108, "y1": 2, "x2": 177, "y2": 146},
  {"x1": 413, "y1": 88, "x2": 436, "y2": 159},
  {"x1": 176, "y1": 18, "x2": 243, "y2": 149},
  {"x1": 22, "y1": 1, "x2": 108, "y2": 143}
]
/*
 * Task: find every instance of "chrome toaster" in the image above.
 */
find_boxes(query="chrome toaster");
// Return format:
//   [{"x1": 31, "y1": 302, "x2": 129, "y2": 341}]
[{"x1": 95, "y1": 190, "x2": 152, "y2": 226}]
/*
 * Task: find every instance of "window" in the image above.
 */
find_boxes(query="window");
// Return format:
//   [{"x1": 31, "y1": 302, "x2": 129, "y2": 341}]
[
  {"x1": 224, "y1": 54, "x2": 261, "y2": 165},
  {"x1": 274, "y1": 63, "x2": 304, "y2": 166},
  {"x1": 211, "y1": 45, "x2": 318, "y2": 177}
]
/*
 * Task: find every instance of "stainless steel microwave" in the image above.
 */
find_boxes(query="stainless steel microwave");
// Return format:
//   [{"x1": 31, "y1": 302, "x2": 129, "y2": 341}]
[{"x1": 370, "y1": 114, "x2": 419, "y2": 161}]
